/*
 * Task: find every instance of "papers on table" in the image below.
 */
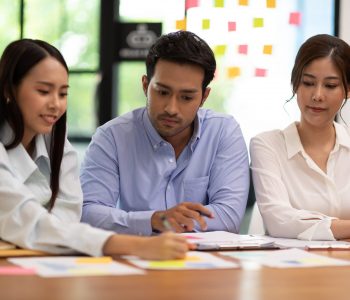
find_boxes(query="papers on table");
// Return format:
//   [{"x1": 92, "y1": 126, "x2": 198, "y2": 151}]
[
  {"x1": 179, "y1": 231, "x2": 350, "y2": 250},
  {"x1": 262, "y1": 236, "x2": 350, "y2": 250},
  {"x1": 125, "y1": 251, "x2": 239, "y2": 270},
  {"x1": 8, "y1": 256, "x2": 145, "y2": 277},
  {"x1": 180, "y1": 231, "x2": 276, "y2": 250},
  {"x1": 220, "y1": 248, "x2": 350, "y2": 268}
]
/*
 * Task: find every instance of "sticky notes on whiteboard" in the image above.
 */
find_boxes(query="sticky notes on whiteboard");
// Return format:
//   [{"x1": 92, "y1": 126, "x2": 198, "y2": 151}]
[{"x1": 289, "y1": 12, "x2": 301, "y2": 25}]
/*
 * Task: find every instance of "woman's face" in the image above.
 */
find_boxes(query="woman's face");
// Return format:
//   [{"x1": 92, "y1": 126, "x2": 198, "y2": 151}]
[
  {"x1": 297, "y1": 56, "x2": 348, "y2": 129},
  {"x1": 15, "y1": 57, "x2": 68, "y2": 149}
]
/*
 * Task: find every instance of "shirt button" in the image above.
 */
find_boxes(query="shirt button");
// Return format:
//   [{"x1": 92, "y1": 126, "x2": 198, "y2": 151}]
[{"x1": 169, "y1": 158, "x2": 174, "y2": 163}]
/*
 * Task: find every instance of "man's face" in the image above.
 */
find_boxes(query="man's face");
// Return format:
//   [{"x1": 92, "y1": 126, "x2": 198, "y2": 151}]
[{"x1": 143, "y1": 59, "x2": 210, "y2": 144}]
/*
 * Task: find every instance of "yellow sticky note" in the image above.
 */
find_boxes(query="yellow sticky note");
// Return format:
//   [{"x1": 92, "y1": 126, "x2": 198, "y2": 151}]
[
  {"x1": 150, "y1": 260, "x2": 186, "y2": 268},
  {"x1": 176, "y1": 19, "x2": 187, "y2": 30},
  {"x1": 253, "y1": 18, "x2": 264, "y2": 28},
  {"x1": 76, "y1": 257, "x2": 113, "y2": 264},
  {"x1": 202, "y1": 19, "x2": 210, "y2": 30},
  {"x1": 214, "y1": 0, "x2": 225, "y2": 7},
  {"x1": 227, "y1": 67, "x2": 241, "y2": 78},
  {"x1": 263, "y1": 44, "x2": 273, "y2": 54},
  {"x1": 214, "y1": 45, "x2": 227, "y2": 56},
  {"x1": 238, "y1": 0, "x2": 248, "y2": 6},
  {"x1": 266, "y1": 0, "x2": 276, "y2": 8}
]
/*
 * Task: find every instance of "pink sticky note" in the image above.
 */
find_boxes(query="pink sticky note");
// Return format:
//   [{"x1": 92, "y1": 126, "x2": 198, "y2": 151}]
[
  {"x1": 289, "y1": 12, "x2": 301, "y2": 25},
  {"x1": 185, "y1": 0, "x2": 199, "y2": 10},
  {"x1": 228, "y1": 21, "x2": 236, "y2": 31},
  {"x1": 255, "y1": 68, "x2": 267, "y2": 77},
  {"x1": 0, "y1": 266, "x2": 36, "y2": 275},
  {"x1": 238, "y1": 44, "x2": 248, "y2": 54}
]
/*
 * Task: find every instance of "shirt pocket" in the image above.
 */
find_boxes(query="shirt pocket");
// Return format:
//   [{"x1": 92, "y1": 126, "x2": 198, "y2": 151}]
[{"x1": 183, "y1": 176, "x2": 209, "y2": 204}]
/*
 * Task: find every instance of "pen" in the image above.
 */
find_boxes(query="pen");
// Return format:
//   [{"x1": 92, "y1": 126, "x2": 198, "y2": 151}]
[{"x1": 160, "y1": 215, "x2": 173, "y2": 232}]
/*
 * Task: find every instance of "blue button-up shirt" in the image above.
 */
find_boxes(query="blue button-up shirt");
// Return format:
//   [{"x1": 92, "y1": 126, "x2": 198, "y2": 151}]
[{"x1": 81, "y1": 107, "x2": 249, "y2": 235}]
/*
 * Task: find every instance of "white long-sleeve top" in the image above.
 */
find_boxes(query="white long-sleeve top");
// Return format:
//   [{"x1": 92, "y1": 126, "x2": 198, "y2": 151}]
[
  {"x1": 250, "y1": 122, "x2": 350, "y2": 240},
  {"x1": 0, "y1": 123, "x2": 113, "y2": 256}
]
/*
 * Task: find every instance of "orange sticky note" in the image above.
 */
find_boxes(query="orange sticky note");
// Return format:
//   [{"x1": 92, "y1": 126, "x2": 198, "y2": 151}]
[
  {"x1": 185, "y1": 0, "x2": 199, "y2": 10},
  {"x1": 215, "y1": 0, "x2": 225, "y2": 7},
  {"x1": 238, "y1": 44, "x2": 248, "y2": 54},
  {"x1": 214, "y1": 45, "x2": 227, "y2": 56},
  {"x1": 289, "y1": 12, "x2": 301, "y2": 25},
  {"x1": 266, "y1": 0, "x2": 276, "y2": 8},
  {"x1": 253, "y1": 18, "x2": 264, "y2": 28},
  {"x1": 255, "y1": 68, "x2": 267, "y2": 77},
  {"x1": 202, "y1": 19, "x2": 210, "y2": 30},
  {"x1": 263, "y1": 45, "x2": 273, "y2": 54},
  {"x1": 176, "y1": 19, "x2": 187, "y2": 30},
  {"x1": 227, "y1": 67, "x2": 241, "y2": 78},
  {"x1": 228, "y1": 21, "x2": 236, "y2": 31},
  {"x1": 238, "y1": 0, "x2": 249, "y2": 6}
]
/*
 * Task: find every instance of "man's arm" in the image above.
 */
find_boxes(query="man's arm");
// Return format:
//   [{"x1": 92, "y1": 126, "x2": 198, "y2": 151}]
[{"x1": 80, "y1": 126, "x2": 155, "y2": 236}]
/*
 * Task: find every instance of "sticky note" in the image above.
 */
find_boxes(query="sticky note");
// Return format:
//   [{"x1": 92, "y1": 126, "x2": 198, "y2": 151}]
[
  {"x1": 202, "y1": 19, "x2": 210, "y2": 30},
  {"x1": 76, "y1": 257, "x2": 113, "y2": 264},
  {"x1": 215, "y1": 0, "x2": 225, "y2": 7},
  {"x1": 150, "y1": 260, "x2": 186, "y2": 268},
  {"x1": 238, "y1": 0, "x2": 249, "y2": 6},
  {"x1": 255, "y1": 68, "x2": 267, "y2": 77},
  {"x1": 0, "y1": 266, "x2": 36, "y2": 275},
  {"x1": 266, "y1": 0, "x2": 276, "y2": 8},
  {"x1": 228, "y1": 21, "x2": 236, "y2": 31},
  {"x1": 185, "y1": 0, "x2": 199, "y2": 10},
  {"x1": 227, "y1": 67, "x2": 241, "y2": 78},
  {"x1": 238, "y1": 44, "x2": 248, "y2": 54},
  {"x1": 263, "y1": 44, "x2": 273, "y2": 54},
  {"x1": 253, "y1": 18, "x2": 264, "y2": 28},
  {"x1": 214, "y1": 45, "x2": 227, "y2": 56},
  {"x1": 289, "y1": 12, "x2": 301, "y2": 25},
  {"x1": 176, "y1": 19, "x2": 187, "y2": 30}
]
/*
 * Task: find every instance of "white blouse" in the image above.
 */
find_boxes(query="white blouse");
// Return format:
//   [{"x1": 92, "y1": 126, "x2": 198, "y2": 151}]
[
  {"x1": 250, "y1": 122, "x2": 350, "y2": 240},
  {"x1": 0, "y1": 123, "x2": 113, "y2": 256}
]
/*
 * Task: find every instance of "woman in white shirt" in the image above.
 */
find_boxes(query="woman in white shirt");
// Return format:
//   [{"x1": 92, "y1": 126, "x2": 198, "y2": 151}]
[
  {"x1": 250, "y1": 34, "x2": 350, "y2": 241},
  {"x1": 0, "y1": 39, "x2": 189, "y2": 259}
]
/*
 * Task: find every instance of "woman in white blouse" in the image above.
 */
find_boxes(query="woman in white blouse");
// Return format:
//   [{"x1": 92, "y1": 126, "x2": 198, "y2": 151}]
[
  {"x1": 250, "y1": 34, "x2": 350, "y2": 241},
  {"x1": 0, "y1": 39, "x2": 189, "y2": 259}
]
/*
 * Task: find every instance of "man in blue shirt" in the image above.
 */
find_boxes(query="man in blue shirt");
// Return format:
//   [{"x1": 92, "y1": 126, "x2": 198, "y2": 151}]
[{"x1": 80, "y1": 31, "x2": 249, "y2": 236}]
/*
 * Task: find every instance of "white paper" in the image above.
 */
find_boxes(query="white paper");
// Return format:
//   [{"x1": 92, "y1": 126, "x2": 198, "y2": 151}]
[
  {"x1": 261, "y1": 236, "x2": 350, "y2": 249},
  {"x1": 256, "y1": 248, "x2": 350, "y2": 268},
  {"x1": 8, "y1": 256, "x2": 145, "y2": 277},
  {"x1": 125, "y1": 251, "x2": 239, "y2": 270},
  {"x1": 180, "y1": 231, "x2": 275, "y2": 250}
]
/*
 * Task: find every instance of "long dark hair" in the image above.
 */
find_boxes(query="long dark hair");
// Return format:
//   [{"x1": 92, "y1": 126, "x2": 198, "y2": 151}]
[{"x1": 0, "y1": 39, "x2": 69, "y2": 211}]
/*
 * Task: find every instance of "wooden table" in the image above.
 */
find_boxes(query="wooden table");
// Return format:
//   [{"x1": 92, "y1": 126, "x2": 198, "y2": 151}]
[{"x1": 1, "y1": 250, "x2": 349, "y2": 300}]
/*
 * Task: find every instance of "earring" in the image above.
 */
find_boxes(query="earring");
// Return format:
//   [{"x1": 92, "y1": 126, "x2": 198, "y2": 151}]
[{"x1": 6, "y1": 97, "x2": 10, "y2": 104}]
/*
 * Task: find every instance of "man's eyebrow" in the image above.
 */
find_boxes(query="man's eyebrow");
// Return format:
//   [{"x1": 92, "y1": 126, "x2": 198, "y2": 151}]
[{"x1": 155, "y1": 82, "x2": 199, "y2": 93}]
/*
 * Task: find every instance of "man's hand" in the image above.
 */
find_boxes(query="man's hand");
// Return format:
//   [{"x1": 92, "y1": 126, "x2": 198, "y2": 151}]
[{"x1": 151, "y1": 202, "x2": 214, "y2": 233}]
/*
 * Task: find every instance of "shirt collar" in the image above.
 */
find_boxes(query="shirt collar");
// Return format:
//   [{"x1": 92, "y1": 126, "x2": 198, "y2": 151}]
[
  {"x1": 142, "y1": 108, "x2": 202, "y2": 152},
  {"x1": 1, "y1": 122, "x2": 51, "y2": 182},
  {"x1": 283, "y1": 121, "x2": 350, "y2": 159},
  {"x1": 283, "y1": 122, "x2": 302, "y2": 159}
]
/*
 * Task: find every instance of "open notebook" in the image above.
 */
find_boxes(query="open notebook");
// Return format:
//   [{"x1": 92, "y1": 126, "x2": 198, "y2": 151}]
[{"x1": 180, "y1": 231, "x2": 276, "y2": 250}]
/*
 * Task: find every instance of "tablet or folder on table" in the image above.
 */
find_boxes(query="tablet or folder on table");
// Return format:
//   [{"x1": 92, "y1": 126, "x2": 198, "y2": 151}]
[
  {"x1": 0, "y1": 240, "x2": 49, "y2": 257},
  {"x1": 181, "y1": 231, "x2": 276, "y2": 250}
]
